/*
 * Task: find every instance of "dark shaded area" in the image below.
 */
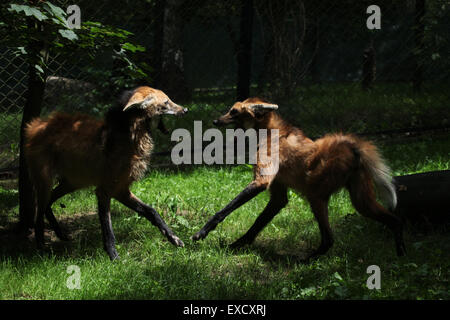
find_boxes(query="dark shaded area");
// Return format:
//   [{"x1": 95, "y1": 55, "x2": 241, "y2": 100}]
[
  {"x1": 236, "y1": 0, "x2": 254, "y2": 101},
  {"x1": 362, "y1": 38, "x2": 376, "y2": 90},
  {"x1": 412, "y1": 0, "x2": 426, "y2": 92},
  {"x1": 394, "y1": 170, "x2": 450, "y2": 228},
  {"x1": 0, "y1": 209, "x2": 168, "y2": 259}
]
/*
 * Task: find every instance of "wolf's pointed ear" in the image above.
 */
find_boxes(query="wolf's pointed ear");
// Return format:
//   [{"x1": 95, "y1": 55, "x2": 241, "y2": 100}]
[
  {"x1": 248, "y1": 103, "x2": 278, "y2": 115},
  {"x1": 123, "y1": 95, "x2": 154, "y2": 111}
]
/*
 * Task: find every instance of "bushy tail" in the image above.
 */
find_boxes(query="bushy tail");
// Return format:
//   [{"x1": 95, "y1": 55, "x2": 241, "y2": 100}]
[{"x1": 355, "y1": 141, "x2": 397, "y2": 211}]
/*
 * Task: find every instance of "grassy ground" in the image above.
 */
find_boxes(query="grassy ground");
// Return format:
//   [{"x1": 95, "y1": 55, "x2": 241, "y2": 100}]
[{"x1": 0, "y1": 134, "x2": 449, "y2": 300}]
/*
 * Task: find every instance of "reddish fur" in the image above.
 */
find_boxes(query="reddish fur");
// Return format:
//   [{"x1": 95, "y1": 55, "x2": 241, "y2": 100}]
[
  {"x1": 25, "y1": 113, "x2": 109, "y2": 190},
  {"x1": 25, "y1": 85, "x2": 185, "y2": 196},
  {"x1": 205, "y1": 98, "x2": 405, "y2": 258},
  {"x1": 23, "y1": 86, "x2": 186, "y2": 259}
]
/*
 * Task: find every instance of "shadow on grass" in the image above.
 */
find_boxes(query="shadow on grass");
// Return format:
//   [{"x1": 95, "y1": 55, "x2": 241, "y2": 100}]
[
  {"x1": 219, "y1": 211, "x2": 449, "y2": 268},
  {"x1": 0, "y1": 209, "x2": 169, "y2": 261},
  {"x1": 1, "y1": 199, "x2": 448, "y2": 274}
]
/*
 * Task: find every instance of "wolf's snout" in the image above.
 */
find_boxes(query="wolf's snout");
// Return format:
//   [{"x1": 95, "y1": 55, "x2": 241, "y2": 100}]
[
  {"x1": 174, "y1": 105, "x2": 187, "y2": 115},
  {"x1": 213, "y1": 119, "x2": 225, "y2": 126}
]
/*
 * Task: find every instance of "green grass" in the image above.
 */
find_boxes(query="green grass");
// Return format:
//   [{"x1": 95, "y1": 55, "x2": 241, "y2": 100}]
[
  {"x1": 0, "y1": 135, "x2": 449, "y2": 300},
  {"x1": 0, "y1": 112, "x2": 21, "y2": 167}
]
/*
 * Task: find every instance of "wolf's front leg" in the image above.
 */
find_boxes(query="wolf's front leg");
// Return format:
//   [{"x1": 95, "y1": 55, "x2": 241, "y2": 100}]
[
  {"x1": 192, "y1": 182, "x2": 267, "y2": 241},
  {"x1": 115, "y1": 190, "x2": 184, "y2": 248}
]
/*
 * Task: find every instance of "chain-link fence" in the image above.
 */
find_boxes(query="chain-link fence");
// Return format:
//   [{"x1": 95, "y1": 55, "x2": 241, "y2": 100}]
[{"x1": 1, "y1": 0, "x2": 449, "y2": 173}]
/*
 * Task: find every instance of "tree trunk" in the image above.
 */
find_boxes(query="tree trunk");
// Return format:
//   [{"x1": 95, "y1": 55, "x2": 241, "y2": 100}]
[
  {"x1": 236, "y1": 0, "x2": 254, "y2": 101},
  {"x1": 412, "y1": 0, "x2": 425, "y2": 92},
  {"x1": 160, "y1": 0, "x2": 191, "y2": 102},
  {"x1": 17, "y1": 22, "x2": 47, "y2": 233},
  {"x1": 393, "y1": 170, "x2": 450, "y2": 226}
]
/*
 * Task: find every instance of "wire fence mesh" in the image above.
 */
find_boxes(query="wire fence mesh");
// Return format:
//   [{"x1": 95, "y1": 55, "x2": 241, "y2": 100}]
[{"x1": 0, "y1": 0, "x2": 449, "y2": 172}]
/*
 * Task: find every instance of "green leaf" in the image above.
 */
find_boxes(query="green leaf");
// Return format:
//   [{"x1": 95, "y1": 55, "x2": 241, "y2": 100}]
[
  {"x1": 12, "y1": 47, "x2": 27, "y2": 56},
  {"x1": 34, "y1": 64, "x2": 44, "y2": 74},
  {"x1": 9, "y1": 4, "x2": 48, "y2": 21},
  {"x1": 50, "y1": 17, "x2": 67, "y2": 28},
  {"x1": 42, "y1": 2, "x2": 67, "y2": 21},
  {"x1": 431, "y1": 53, "x2": 440, "y2": 60},
  {"x1": 333, "y1": 272, "x2": 343, "y2": 281},
  {"x1": 8, "y1": 4, "x2": 26, "y2": 13},
  {"x1": 58, "y1": 29, "x2": 78, "y2": 41},
  {"x1": 122, "y1": 42, "x2": 145, "y2": 53},
  {"x1": 299, "y1": 287, "x2": 317, "y2": 297}
]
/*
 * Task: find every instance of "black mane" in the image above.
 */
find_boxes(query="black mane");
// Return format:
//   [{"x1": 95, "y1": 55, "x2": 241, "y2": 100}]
[{"x1": 104, "y1": 88, "x2": 144, "y2": 130}]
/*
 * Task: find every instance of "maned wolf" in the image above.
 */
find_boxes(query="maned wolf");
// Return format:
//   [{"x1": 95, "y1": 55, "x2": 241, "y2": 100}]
[
  {"x1": 192, "y1": 97, "x2": 405, "y2": 260},
  {"x1": 24, "y1": 86, "x2": 187, "y2": 260}
]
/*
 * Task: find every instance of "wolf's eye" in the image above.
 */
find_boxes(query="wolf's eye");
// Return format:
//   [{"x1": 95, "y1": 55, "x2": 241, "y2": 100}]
[
  {"x1": 165, "y1": 100, "x2": 169, "y2": 105},
  {"x1": 230, "y1": 109, "x2": 238, "y2": 116}
]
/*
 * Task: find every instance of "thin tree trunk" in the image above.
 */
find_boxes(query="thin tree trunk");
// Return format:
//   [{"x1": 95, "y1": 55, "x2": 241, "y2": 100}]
[
  {"x1": 17, "y1": 21, "x2": 47, "y2": 233},
  {"x1": 236, "y1": 0, "x2": 254, "y2": 101},
  {"x1": 412, "y1": 0, "x2": 425, "y2": 92}
]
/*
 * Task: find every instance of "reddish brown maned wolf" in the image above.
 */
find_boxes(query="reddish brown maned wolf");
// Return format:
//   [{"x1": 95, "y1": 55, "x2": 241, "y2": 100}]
[
  {"x1": 193, "y1": 97, "x2": 405, "y2": 260},
  {"x1": 24, "y1": 86, "x2": 187, "y2": 260}
]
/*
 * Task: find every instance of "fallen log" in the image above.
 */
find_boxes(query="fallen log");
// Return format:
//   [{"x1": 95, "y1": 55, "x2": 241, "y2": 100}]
[{"x1": 393, "y1": 170, "x2": 450, "y2": 227}]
